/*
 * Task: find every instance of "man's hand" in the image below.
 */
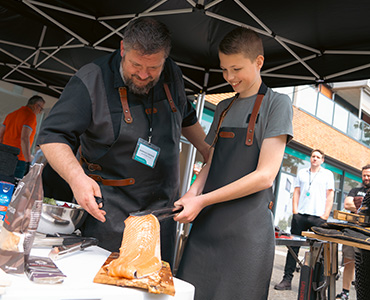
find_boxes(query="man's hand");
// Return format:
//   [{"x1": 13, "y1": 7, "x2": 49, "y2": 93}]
[
  {"x1": 40, "y1": 143, "x2": 106, "y2": 223},
  {"x1": 70, "y1": 174, "x2": 106, "y2": 222},
  {"x1": 353, "y1": 196, "x2": 363, "y2": 210}
]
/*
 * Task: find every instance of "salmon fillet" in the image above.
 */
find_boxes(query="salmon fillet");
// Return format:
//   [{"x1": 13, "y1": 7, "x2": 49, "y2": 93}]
[{"x1": 107, "y1": 214, "x2": 161, "y2": 279}]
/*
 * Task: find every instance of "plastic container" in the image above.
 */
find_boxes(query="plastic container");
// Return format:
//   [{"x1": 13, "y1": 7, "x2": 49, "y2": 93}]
[{"x1": 0, "y1": 181, "x2": 15, "y2": 221}]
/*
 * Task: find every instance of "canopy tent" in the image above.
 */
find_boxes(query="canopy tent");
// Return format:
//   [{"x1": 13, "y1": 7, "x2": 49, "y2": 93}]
[
  {"x1": 2, "y1": 0, "x2": 370, "y2": 270},
  {"x1": 1, "y1": 0, "x2": 370, "y2": 99}
]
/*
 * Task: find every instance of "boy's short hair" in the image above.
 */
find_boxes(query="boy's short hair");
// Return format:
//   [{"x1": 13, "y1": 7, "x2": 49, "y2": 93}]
[{"x1": 219, "y1": 27, "x2": 264, "y2": 60}]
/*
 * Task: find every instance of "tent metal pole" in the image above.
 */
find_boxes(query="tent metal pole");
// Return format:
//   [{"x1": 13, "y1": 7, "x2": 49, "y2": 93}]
[
  {"x1": 93, "y1": 21, "x2": 131, "y2": 47},
  {"x1": 205, "y1": 0, "x2": 224, "y2": 10},
  {"x1": 15, "y1": 68, "x2": 46, "y2": 86},
  {"x1": 40, "y1": 66, "x2": 73, "y2": 75},
  {"x1": 27, "y1": 0, "x2": 96, "y2": 20},
  {"x1": 0, "y1": 40, "x2": 35, "y2": 50},
  {"x1": 2, "y1": 51, "x2": 38, "y2": 80},
  {"x1": 325, "y1": 63, "x2": 370, "y2": 80},
  {"x1": 0, "y1": 48, "x2": 31, "y2": 67},
  {"x1": 261, "y1": 73, "x2": 315, "y2": 81},
  {"x1": 324, "y1": 50, "x2": 370, "y2": 55},
  {"x1": 23, "y1": 0, "x2": 89, "y2": 45},
  {"x1": 94, "y1": 21, "x2": 123, "y2": 39},
  {"x1": 174, "y1": 82, "x2": 207, "y2": 273},
  {"x1": 183, "y1": 74, "x2": 203, "y2": 91},
  {"x1": 263, "y1": 54, "x2": 317, "y2": 73},
  {"x1": 39, "y1": 44, "x2": 85, "y2": 51},
  {"x1": 33, "y1": 25, "x2": 47, "y2": 66},
  {"x1": 5, "y1": 79, "x2": 45, "y2": 87},
  {"x1": 140, "y1": 8, "x2": 193, "y2": 17},
  {"x1": 40, "y1": 50, "x2": 78, "y2": 72},
  {"x1": 35, "y1": 38, "x2": 76, "y2": 69}
]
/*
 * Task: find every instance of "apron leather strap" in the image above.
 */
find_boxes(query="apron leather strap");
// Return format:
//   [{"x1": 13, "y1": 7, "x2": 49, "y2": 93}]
[
  {"x1": 88, "y1": 174, "x2": 135, "y2": 186},
  {"x1": 210, "y1": 93, "x2": 239, "y2": 147},
  {"x1": 79, "y1": 147, "x2": 102, "y2": 171},
  {"x1": 245, "y1": 82, "x2": 267, "y2": 146},
  {"x1": 119, "y1": 84, "x2": 176, "y2": 124},
  {"x1": 163, "y1": 83, "x2": 178, "y2": 112},
  {"x1": 80, "y1": 148, "x2": 135, "y2": 186},
  {"x1": 119, "y1": 87, "x2": 133, "y2": 124},
  {"x1": 210, "y1": 82, "x2": 268, "y2": 148}
]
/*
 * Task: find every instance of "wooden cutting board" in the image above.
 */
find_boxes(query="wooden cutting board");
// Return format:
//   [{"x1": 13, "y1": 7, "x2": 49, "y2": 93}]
[{"x1": 93, "y1": 252, "x2": 175, "y2": 296}]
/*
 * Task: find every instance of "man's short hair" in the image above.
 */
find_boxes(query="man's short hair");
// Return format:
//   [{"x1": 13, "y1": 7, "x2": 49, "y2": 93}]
[
  {"x1": 311, "y1": 149, "x2": 325, "y2": 159},
  {"x1": 362, "y1": 164, "x2": 370, "y2": 171},
  {"x1": 218, "y1": 27, "x2": 264, "y2": 61},
  {"x1": 27, "y1": 95, "x2": 45, "y2": 106},
  {"x1": 122, "y1": 17, "x2": 171, "y2": 58}
]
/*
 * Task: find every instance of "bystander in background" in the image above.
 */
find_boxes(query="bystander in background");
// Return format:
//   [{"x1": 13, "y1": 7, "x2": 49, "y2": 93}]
[
  {"x1": 275, "y1": 149, "x2": 335, "y2": 290},
  {"x1": 335, "y1": 164, "x2": 370, "y2": 300},
  {"x1": 0, "y1": 95, "x2": 45, "y2": 178}
]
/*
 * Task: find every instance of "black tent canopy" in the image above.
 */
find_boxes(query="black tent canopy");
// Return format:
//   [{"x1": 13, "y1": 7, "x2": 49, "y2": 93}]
[{"x1": 0, "y1": 0, "x2": 370, "y2": 99}]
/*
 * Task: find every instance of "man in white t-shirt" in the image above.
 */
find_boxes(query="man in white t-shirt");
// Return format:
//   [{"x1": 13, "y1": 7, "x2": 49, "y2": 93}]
[{"x1": 275, "y1": 149, "x2": 335, "y2": 290}]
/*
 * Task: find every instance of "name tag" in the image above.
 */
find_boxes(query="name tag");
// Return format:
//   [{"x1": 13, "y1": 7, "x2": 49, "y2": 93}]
[{"x1": 132, "y1": 138, "x2": 160, "y2": 168}]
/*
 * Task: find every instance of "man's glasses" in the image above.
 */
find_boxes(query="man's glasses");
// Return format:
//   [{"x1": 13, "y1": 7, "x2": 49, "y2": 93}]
[{"x1": 36, "y1": 103, "x2": 44, "y2": 111}]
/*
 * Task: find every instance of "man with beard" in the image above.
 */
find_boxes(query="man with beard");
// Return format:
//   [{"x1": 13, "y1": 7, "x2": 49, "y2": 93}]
[
  {"x1": 37, "y1": 18, "x2": 209, "y2": 266},
  {"x1": 336, "y1": 164, "x2": 370, "y2": 300}
]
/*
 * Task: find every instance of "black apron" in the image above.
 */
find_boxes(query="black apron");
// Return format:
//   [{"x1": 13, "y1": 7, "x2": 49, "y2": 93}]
[
  {"x1": 177, "y1": 83, "x2": 275, "y2": 300},
  {"x1": 80, "y1": 85, "x2": 182, "y2": 265}
]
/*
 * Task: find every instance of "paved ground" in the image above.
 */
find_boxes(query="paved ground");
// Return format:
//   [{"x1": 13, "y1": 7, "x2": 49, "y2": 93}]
[{"x1": 269, "y1": 245, "x2": 356, "y2": 300}]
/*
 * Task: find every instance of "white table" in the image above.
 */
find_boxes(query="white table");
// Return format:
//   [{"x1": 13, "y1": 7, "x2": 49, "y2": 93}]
[{"x1": 1, "y1": 246, "x2": 194, "y2": 300}]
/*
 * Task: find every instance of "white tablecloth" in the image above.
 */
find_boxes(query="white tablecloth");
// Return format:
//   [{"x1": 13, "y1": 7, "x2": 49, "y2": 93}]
[{"x1": 1, "y1": 246, "x2": 194, "y2": 300}]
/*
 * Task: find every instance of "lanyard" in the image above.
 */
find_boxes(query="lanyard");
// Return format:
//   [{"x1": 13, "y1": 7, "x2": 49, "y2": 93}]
[
  {"x1": 306, "y1": 168, "x2": 320, "y2": 196},
  {"x1": 146, "y1": 90, "x2": 155, "y2": 143}
]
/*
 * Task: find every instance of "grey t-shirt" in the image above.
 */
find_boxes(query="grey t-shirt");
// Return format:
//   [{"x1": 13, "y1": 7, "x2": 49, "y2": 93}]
[{"x1": 205, "y1": 88, "x2": 293, "y2": 149}]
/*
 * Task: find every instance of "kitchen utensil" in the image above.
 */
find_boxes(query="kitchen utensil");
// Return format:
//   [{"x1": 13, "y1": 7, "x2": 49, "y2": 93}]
[
  {"x1": 37, "y1": 200, "x2": 87, "y2": 235},
  {"x1": 130, "y1": 206, "x2": 183, "y2": 221},
  {"x1": 48, "y1": 237, "x2": 99, "y2": 260},
  {"x1": 95, "y1": 196, "x2": 104, "y2": 207},
  {"x1": 33, "y1": 232, "x2": 96, "y2": 247}
]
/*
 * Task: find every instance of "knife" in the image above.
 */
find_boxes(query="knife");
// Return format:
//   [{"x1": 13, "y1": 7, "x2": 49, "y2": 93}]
[
  {"x1": 48, "y1": 237, "x2": 99, "y2": 260},
  {"x1": 130, "y1": 206, "x2": 183, "y2": 221},
  {"x1": 33, "y1": 233, "x2": 87, "y2": 247}
]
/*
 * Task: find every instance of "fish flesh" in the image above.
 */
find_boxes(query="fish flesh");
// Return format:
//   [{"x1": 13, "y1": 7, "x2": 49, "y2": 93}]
[{"x1": 107, "y1": 214, "x2": 161, "y2": 279}]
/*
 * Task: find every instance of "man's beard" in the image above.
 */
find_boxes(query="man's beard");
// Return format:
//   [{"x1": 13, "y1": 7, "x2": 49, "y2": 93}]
[
  {"x1": 363, "y1": 180, "x2": 370, "y2": 188},
  {"x1": 123, "y1": 74, "x2": 159, "y2": 95}
]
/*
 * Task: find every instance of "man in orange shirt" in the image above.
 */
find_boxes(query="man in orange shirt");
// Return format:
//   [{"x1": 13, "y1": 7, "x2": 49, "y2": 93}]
[{"x1": 0, "y1": 95, "x2": 45, "y2": 178}]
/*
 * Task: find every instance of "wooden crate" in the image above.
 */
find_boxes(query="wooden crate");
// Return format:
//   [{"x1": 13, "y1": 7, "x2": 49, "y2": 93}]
[{"x1": 333, "y1": 210, "x2": 369, "y2": 224}]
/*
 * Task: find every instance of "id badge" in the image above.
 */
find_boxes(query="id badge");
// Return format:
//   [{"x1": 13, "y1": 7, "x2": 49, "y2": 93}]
[{"x1": 132, "y1": 138, "x2": 160, "y2": 168}]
